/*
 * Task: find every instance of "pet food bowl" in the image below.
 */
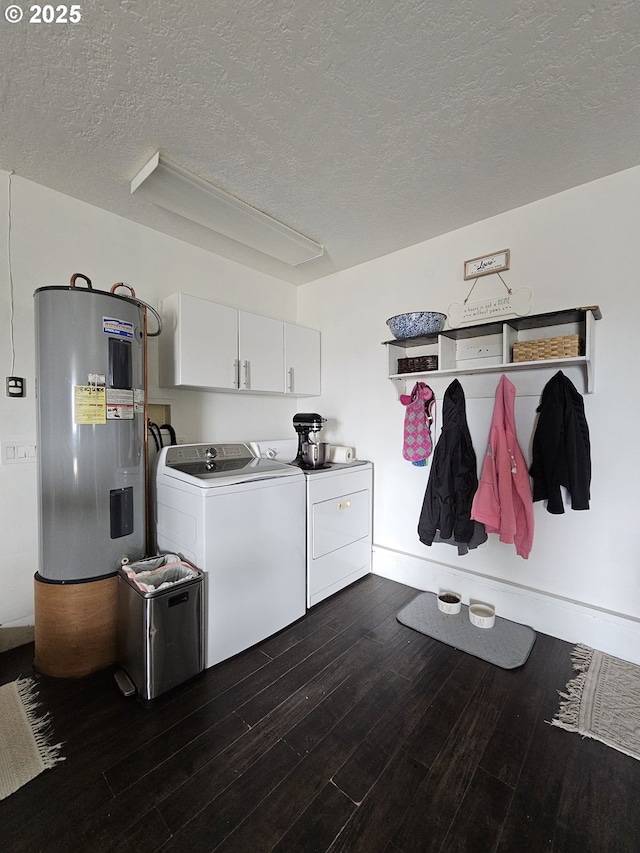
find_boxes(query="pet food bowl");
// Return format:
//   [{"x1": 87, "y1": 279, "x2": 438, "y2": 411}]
[
  {"x1": 437, "y1": 592, "x2": 461, "y2": 615},
  {"x1": 386, "y1": 311, "x2": 447, "y2": 340},
  {"x1": 468, "y1": 603, "x2": 496, "y2": 629}
]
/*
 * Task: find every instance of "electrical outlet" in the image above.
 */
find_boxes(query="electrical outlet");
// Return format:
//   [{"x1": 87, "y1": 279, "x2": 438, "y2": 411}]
[{"x1": 6, "y1": 377, "x2": 25, "y2": 397}]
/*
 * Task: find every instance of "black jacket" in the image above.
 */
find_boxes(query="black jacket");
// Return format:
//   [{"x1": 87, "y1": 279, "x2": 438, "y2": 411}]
[
  {"x1": 529, "y1": 371, "x2": 591, "y2": 513},
  {"x1": 418, "y1": 379, "x2": 485, "y2": 548}
]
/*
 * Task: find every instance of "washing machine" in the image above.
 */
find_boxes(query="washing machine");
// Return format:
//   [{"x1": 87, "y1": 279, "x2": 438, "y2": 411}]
[
  {"x1": 250, "y1": 440, "x2": 373, "y2": 607},
  {"x1": 155, "y1": 442, "x2": 305, "y2": 668}
]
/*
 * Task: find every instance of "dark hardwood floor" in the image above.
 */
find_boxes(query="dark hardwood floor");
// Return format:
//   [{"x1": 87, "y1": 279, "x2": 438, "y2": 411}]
[{"x1": 2, "y1": 574, "x2": 639, "y2": 852}]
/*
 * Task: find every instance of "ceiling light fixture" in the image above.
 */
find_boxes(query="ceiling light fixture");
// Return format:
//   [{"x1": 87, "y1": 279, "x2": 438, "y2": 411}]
[{"x1": 131, "y1": 152, "x2": 323, "y2": 266}]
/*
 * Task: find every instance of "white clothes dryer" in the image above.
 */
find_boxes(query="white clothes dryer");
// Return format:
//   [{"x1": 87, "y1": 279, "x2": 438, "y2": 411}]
[{"x1": 250, "y1": 440, "x2": 373, "y2": 608}]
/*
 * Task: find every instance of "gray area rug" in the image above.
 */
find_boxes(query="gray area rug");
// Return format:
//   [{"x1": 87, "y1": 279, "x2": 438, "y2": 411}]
[
  {"x1": 550, "y1": 644, "x2": 640, "y2": 761},
  {"x1": 397, "y1": 592, "x2": 536, "y2": 669}
]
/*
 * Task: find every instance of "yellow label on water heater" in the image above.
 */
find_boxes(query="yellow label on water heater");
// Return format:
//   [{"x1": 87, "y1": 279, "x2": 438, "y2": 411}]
[{"x1": 74, "y1": 385, "x2": 106, "y2": 424}]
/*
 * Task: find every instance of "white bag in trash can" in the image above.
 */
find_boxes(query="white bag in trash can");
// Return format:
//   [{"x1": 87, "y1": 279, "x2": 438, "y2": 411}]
[{"x1": 121, "y1": 554, "x2": 198, "y2": 593}]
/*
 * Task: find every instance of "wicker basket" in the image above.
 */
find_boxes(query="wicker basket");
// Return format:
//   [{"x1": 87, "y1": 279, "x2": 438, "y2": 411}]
[
  {"x1": 512, "y1": 334, "x2": 582, "y2": 363},
  {"x1": 397, "y1": 355, "x2": 439, "y2": 374}
]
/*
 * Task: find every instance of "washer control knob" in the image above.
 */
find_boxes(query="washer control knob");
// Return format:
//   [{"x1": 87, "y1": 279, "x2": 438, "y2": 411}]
[{"x1": 205, "y1": 446, "x2": 218, "y2": 459}]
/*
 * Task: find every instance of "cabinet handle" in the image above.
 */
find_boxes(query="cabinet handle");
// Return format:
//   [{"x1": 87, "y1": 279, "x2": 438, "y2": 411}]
[
  {"x1": 233, "y1": 359, "x2": 240, "y2": 389},
  {"x1": 288, "y1": 367, "x2": 294, "y2": 392},
  {"x1": 243, "y1": 360, "x2": 250, "y2": 389}
]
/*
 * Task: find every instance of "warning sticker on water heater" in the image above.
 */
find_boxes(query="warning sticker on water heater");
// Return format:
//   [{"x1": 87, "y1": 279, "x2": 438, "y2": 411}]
[
  {"x1": 106, "y1": 388, "x2": 134, "y2": 420},
  {"x1": 103, "y1": 317, "x2": 134, "y2": 339},
  {"x1": 74, "y1": 385, "x2": 106, "y2": 424}
]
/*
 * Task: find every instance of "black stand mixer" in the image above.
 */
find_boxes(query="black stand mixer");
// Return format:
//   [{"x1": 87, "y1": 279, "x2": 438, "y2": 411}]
[{"x1": 293, "y1": 413, "x2": 329, "y2": 469}]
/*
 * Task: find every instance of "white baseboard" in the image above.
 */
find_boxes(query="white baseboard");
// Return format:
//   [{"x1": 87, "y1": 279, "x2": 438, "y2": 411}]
[
  {"x1": 1, "y1": 613, "x2": 35, "y2": 629},
  {"x1": 372, "y1": 545, "x2": 640, "y2": 665},
  {"x1": 0, "y1": 624, "x2": 35, "y2": 653}
]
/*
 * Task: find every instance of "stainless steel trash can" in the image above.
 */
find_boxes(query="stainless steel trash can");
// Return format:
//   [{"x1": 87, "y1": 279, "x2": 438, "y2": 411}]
[{"x1": 117, "y1": 556, "x2": 204, "y2": 702}]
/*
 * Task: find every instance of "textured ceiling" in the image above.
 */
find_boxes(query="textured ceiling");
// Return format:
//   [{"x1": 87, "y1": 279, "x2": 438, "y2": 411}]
[{"x1": 1, "y1": 0, "x2": 639, "y2": 284}]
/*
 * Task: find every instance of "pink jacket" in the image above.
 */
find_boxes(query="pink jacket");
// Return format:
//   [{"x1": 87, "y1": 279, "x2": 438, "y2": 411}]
[{"x1": 471, "y1": 375, "x2": 534, "y2": 558}]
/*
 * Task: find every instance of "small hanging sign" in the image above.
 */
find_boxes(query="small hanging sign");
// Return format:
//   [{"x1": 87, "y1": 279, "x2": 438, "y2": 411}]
[
  {"x1": 464, "y1": 249, "x2": 510, "y2": 280},
  {"x1": 448, "y1": 288, "x2": 532, "y2": 327}
]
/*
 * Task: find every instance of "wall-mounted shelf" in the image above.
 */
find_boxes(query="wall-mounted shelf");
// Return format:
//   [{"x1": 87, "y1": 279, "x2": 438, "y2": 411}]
[{"x1": 383, "y1": 307, "x2": 601, "y2": 395}]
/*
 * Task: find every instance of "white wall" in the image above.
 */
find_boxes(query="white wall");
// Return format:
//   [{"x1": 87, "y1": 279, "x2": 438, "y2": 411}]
[
  {"x1": 0, "y1": 171, "x2": 301, "y2": 628},
  {"x1": 298, "y1": 166, "x2": 640, "y2": 662}
]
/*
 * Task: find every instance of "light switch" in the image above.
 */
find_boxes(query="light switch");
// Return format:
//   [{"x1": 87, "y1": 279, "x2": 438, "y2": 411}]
[{"x1": 1, "y1": 441, "x2": 37, "y2": 464}]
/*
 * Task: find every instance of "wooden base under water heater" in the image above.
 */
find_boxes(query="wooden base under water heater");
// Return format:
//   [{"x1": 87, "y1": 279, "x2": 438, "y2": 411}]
[{"x1": 34, "y1": 573, "x2": 118, "y2": 678}]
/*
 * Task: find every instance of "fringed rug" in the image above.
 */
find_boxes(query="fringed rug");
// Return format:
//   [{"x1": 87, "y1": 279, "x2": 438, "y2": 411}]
[
  {"x1": 0, "y1": 678, "x2": 65, "y2": 800},
  {"x1": 550, "y1": 644, "x2": 640, "y2": 761}
]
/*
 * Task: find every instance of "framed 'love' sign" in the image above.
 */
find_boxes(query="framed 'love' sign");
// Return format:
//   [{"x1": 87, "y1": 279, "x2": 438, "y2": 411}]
[{"x1": 464, "y1": 249, "x2": 510, "y2": 280}]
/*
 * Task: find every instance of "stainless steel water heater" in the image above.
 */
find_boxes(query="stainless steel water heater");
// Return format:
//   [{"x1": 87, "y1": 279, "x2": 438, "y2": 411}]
[{"x1": 34, "y1": 277, "x2": 147, "y2": 582}]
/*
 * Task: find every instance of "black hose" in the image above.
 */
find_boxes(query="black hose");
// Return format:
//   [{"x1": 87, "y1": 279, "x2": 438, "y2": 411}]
[
  {"x1": 148, "y1": 421, "x2": 162, "y2": 452},
  {"x1": 160, "y1": 423, "x2": 177, "y2": 445}
]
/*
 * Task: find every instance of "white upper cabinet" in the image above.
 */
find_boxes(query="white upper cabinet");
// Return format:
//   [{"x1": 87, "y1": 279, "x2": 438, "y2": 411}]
[
  {"x1": 238, "y1": 311, "x2": 285, "y2": 393},
  {"x1": 284, "y1": 323, "x2": 321, "y2": 396},
  {"x1": 159, "y1": 293, "x2": 320, "y2": 396},
  {"x1": 159, "y1": 292, "x2": 238, "y2": 390}
]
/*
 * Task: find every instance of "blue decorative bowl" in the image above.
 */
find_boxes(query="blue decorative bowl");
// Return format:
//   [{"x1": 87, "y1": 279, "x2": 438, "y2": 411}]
[{"x1": 386, "y1": 311, "x2": 446, "y2": 339}]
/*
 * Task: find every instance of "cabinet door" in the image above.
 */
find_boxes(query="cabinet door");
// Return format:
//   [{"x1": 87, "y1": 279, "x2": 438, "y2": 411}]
[
  {"x1": 284, "y1": 323, "x2": 321, "y2": 395},
  {"x1": 160, "y1": 293, "x2": 239, "y2": 390},
  {"x1": 238, "y1": 311, "x2": 285, "y2": 392}
]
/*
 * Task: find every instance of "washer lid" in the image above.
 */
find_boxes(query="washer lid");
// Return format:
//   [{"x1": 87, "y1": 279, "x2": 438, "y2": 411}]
[{"x1": 157, "y1": 442, "x2": 301, "y2": 485}]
